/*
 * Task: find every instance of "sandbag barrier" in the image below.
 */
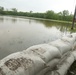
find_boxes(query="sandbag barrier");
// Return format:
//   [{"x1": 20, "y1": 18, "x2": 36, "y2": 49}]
[{"x1": 0, "y1": 33, "x2": 76, "y2": 75}]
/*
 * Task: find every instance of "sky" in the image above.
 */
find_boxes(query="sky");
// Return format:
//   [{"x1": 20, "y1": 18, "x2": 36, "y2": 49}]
[{"x1": 0, "y1": 0, "x2": 76, "y2": 13}]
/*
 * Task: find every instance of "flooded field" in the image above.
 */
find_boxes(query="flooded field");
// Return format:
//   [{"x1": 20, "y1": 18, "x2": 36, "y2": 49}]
[{"x1": 0, "y1": 16, "x2": 74, "y2": 59}]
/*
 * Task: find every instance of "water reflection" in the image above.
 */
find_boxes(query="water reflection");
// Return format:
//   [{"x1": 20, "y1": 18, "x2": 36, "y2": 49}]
[
  {"x1": 28, "y1": 19, "x2": 32, "y2": 24},
  {"x1": 36, "y1": 20, "x2": 76, "y2": 33},
  {"x1": 11, "y1": 18, "x2": 17, "y2": 23},
  {"x1": 0, "y1": 16, "x2": 4, "y2": 22},
  {"x1": 0, "y1": 16, "x2": 76, "y2": 59}
]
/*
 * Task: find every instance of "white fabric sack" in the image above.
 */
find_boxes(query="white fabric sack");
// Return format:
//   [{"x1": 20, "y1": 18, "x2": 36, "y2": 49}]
[
  {"x1": 24, "y1": 44, "x2": 61, "y2": 62},
  {"x1": 0, "y1": 52, "x2": 46, "y2": 75},
  {"x1": 61, "y1": 36, "x2": 76, "y2": 45},
  {"x1": 49, "y1": 39, "x2": 72, "y2": 55},
  {"x1": 37, "y1": 59, "x2": 59, "y2": 75},
  {"x1": 54, "y1": 54, "x2": 74, "y2": 75}
]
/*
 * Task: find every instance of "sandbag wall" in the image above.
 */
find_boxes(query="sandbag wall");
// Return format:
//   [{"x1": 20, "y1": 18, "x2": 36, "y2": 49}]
[{"x1": 0, "y1": 33, "x2": 76, "y2": 75}]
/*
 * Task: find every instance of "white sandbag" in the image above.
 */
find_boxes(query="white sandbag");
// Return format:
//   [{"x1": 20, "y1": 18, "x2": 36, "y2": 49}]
[
  {"x1": 64, "y1": 33, "x2": 76, "y2": 41},
  {"x1": 71, "y1": 33, "x2": 76, "y2": 40},
  {"x1": 56, "y1": 51, "x2": 71, "y2": 67},
  {"x1": 24, "y1": 44, "x2": 61, "y2": 62},
  {"x1": 61, "y1": 36, "x2": 76, "y2": 45},
  {"x1": 0, "y1": 52, "x2": 46, "y2": 75},
  {"x1": 37, "y1": 59, "x2": 59, "y2": 75},
  {"x1": 72, "y1": 51, "x2": 76, "y2": 60},
  {"x1": 72, "y1": 42, "x2": 76, "y2": 50},
  {"x1": 49, "y1": 39, "x2": 72, "y2": 55},
  {"x1": 54, "y1": 53, "x2": 74, "y2": 75}
]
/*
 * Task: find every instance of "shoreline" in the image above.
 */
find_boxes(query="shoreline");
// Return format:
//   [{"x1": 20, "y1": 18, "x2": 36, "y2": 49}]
[{"x1": 0, "y1": 15, "x2": 72, "y2": 24}]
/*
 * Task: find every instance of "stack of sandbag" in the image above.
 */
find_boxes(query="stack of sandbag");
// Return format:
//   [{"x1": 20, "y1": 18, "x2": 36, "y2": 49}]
[
  {"x1": 50, "y1": 51, "x2": 76, "y2": 75},
  {"x1": 48, "y1": 33, "x2": 76, "y2": 75},
  {"x1": 0, "y1": 33, "x2": 76, "y2": 75},
  {"x1": 37, "y1": 34, "x2": 76, "y2": 75},
  {"x1": 0, "y1": 44, "x2": 61, "y2": 75},
  {"x1": 49, "y1": 34, "x2": 76, "y2": 55},
  {"x1": 25, "y1": 44, "x2": 61, "y2": 75}
]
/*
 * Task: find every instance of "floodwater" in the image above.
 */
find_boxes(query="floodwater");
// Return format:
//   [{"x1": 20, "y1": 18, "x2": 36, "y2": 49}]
[{"x1": 0, "y1": 16, "x2": 74, "y2": 59}]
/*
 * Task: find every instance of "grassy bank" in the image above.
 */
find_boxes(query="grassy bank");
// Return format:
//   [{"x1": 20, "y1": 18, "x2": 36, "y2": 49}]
[
  {"x1": 24, "y1": 16, "x2": 72, "y2": 24},
  {"x1": 0, "y1": 15, "x2": 73, "y2": 24}
]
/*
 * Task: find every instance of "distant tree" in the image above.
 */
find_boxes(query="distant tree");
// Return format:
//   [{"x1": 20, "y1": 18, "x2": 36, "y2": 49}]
[
  {"x1": 0, "y1": 6, "x2": 73, "y2": 21},
  {"x1": 30, "y1": 11, "x2": 33, "y2": 13},
  {"x1": 60, "y1": 10, "x2": 69, "y2": 21},
  {"x1": 45, "y1": 10, "x2": 55, "y2": 19},
  {"x1": 10, "y1": 8, "x2": 18, "y2": 15},
  {"x1": 0, "y1": 6, "x2": 4, "y2": 14},
  {"x1": 11, "y1": 8, "x2": 17, "y2": 12},
  {"x1": 0, "y1": 6, "x2": 4, "y2": 11},
  {"x1": 58, "y1": 12, "x2": 63, "y2": 16},
  {"x1": 62, "y1": 10, "x2": 69, "y2": 16}
]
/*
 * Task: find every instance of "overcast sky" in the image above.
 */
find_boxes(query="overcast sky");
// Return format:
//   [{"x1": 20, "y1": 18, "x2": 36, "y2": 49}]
[{"x1": 0, "y1": 0, "x2": 76, "y2": 13}]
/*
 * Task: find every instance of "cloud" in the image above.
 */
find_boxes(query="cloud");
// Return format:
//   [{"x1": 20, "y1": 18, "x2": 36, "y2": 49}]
[{"x1": 0, "y1": 0, "x2": 75, "y2": 13}]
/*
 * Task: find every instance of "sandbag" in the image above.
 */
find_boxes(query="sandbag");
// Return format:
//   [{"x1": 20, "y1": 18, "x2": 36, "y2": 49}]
[
  {"x1": 49, "y1": 39, "x2": 72, "y2": 55},
  {"x1": 0, "y1": 52, "x2": 46, "y2": 75},
  {"x1": 24, "y1": 44, "x2": 61, "y2": 62},
  {"x1": 72, "y1": 42, "x2": 76, "y2": 50},
  {"x1": 37, "y1": 59, "x2": 59, "y2": 75},
  {"x1": 61, "y1": 36, "x2": 76, "y2": 45},
  {"x1": 71, "y1": 33, "x2": 76, "y2": 40},
  {"x1": 72, "y1": 51, "x2": 76, "y2": 60},
  {"x1": 53, "y1": 53, "x2": 74, "y2": 75}
]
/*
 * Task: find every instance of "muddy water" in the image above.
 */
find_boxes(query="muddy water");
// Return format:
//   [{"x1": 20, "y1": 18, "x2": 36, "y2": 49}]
[{"x1": 0, "y1": 16, "x2": 72, "y2": 59}]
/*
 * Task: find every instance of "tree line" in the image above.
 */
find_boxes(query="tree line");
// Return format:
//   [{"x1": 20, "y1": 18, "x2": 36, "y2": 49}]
[{"x1": 0, "y1": 6, "x2": 73, "y2": 21}]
